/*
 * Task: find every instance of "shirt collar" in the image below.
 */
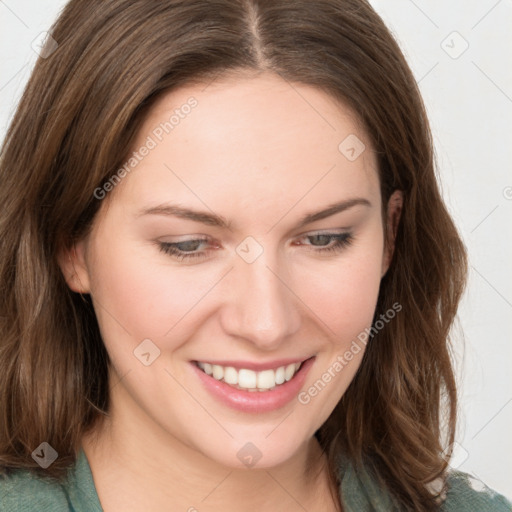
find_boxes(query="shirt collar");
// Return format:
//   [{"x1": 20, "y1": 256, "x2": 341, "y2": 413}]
[
  {"x1": 62, "y1": 448, "x2": 103, "y2": 512},
  {"x1": 64, "y1": 447, "x2": 399, "y2": 512}
]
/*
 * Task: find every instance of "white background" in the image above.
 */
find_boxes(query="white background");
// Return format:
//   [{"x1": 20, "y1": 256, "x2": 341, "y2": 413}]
[{"x1": 1, "y1": 0, "x2": 511, "y2": 500}]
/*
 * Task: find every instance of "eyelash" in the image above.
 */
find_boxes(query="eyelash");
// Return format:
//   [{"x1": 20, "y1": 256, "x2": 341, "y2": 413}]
[{"x1": 158, "y1": 232, "x2": 354, "y2": 262}]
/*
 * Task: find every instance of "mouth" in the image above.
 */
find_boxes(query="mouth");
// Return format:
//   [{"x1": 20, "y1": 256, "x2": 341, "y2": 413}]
[
  {"x1": 190, "y1": 356, "x2": 316, "y2": 413},
  {"x1": 193, "y1": 360, "x2": 305, "y2": 392}
]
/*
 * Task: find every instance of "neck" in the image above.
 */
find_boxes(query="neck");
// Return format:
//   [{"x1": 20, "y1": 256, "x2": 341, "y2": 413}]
[{"x1": 82, "y1": 395, "x2": 338, "y2": 512}]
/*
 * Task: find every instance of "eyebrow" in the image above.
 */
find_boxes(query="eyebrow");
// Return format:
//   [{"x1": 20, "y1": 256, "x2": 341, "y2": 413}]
[{"x1": 137, "y1": 197, "x2": 371, "y2": 230}]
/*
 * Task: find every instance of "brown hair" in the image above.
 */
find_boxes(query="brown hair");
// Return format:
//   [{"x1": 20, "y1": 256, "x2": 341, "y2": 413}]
[{"x1": 0, "y1": 0, "x2": 467, "y2": 510}]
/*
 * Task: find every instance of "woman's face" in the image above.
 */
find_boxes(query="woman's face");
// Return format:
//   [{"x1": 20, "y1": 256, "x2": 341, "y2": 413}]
[{"x1": 64, "y1": 72, "x2": 401, "y2": 469}]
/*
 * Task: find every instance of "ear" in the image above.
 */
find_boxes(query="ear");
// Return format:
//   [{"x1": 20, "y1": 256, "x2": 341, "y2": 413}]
[
  {"x1": 381, "y1": 190, "x2": 403, "y2": 278},
  {"x1": 57, "y1": 239, "x2": 91, "y2": 294}
]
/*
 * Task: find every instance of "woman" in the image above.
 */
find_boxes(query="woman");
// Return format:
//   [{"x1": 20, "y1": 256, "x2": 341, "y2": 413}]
[{"x1": 0, "y1": 0, "x2": 510, "y2": 510}]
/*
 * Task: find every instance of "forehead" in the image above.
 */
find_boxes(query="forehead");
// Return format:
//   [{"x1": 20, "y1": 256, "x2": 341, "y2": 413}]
[{"x1": 108, "y1": 72, "x2": 380, "y2": 229}]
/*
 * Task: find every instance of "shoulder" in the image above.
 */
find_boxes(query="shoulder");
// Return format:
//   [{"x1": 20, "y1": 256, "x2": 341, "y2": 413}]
[
  {"x1": 0, "y1": 468, "x2": 70, "y2": 512},
  {"x1": 0, "y1": 450, "x2": 102, "y2": 512},
  {"x1": 440, "y1": 469, "x2": 512, "y2": 511},
  {"x1": 337, "y1": 455, "x2": 511, "y2": 512}
]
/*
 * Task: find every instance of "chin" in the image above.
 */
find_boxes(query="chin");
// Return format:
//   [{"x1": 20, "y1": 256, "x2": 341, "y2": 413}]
[{"x1": 187, "y1": 422, "x2": 315, "y2": 471}]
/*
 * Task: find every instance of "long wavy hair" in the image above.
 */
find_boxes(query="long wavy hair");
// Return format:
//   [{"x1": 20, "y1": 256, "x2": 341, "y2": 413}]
[{"x1": 0, "y1": 1, "x2": 467, "y2": 510}]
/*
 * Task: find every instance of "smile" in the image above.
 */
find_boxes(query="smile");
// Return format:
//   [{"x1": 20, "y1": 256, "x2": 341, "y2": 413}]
[
  {"x1": 190, "y1": 356, "x2": 316, "y2": 413},
  {"x1": 195, "y1": 361, "x2": 302, "y2": 391}
]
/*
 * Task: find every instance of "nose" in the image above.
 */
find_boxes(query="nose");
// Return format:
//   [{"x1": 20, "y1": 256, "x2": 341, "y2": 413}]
[{"x1": 220, "y1": 251, "x2": 301, "y2": 351}]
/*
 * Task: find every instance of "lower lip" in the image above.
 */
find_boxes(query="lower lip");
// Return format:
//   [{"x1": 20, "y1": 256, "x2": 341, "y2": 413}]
[{"x1": 190, "y1": 357, "x2": 315, "y2": 413}]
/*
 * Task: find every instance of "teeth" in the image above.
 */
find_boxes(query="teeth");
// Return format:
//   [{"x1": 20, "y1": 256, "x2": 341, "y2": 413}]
[
  {"x1": 257, "y1": 369, "x2": 275, "y2": 389},
  {"x1": 223, "y1": 366, "x2": 238, "y2": 385},
  {"x1": 238, "y1": 369, "x2": 257, "y2": 388},
  {"x1": 212, "y1": 364, "x2": 224, "y2": 380},
  {"x1": 196, "y1": 361, "x2": 303, "y2": 391},
  {"x1": 284, "y1": 363, "x2": 297, "y2": 381}
]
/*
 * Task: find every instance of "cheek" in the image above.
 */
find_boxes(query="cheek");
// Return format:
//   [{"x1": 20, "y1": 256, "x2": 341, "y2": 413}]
[
  {"x1": 299, "y1": 228, "x2": 384, "y2": 339},
  {"x1": 88, "y1": 236, "x2": 216, "y2": 344},
  {"x1": 295, "y1": 231, "x2": 384, "y2": 421}
]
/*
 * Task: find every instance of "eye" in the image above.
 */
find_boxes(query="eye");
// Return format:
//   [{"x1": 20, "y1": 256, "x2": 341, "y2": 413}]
[
  {"x1": 158, "y1": 231, "x2": 354, "y2": 262},
  {"x1": 295, "y1": 232, "x2": 354, "y2": 254},
  {"x1": 158, "y1": 237, "x2": 213, "y2": 261}
]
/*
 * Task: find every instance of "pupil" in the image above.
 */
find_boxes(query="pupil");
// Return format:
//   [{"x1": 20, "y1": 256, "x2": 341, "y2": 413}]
[
  {"x1": 179, "y1": 240, "x2": 201, "y2": 251},
  {"x1": 310, "y1": 234, "x2": 331, "y2": 246}
]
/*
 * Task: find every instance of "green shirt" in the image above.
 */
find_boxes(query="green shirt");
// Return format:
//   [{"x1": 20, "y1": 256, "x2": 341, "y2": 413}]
[{"x1": 1, "y1": 449, "x2": 511, "y2": 511}]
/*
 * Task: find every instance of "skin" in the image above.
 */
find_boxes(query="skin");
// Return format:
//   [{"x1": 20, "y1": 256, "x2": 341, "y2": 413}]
[{"x1": 60, "y1": 71, "x2": 402, "y2": 512}]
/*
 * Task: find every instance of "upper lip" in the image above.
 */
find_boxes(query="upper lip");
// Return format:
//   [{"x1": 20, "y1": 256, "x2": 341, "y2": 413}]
[{"x1": 193, "y1": 356, "x2": 314, "y2": 372}]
